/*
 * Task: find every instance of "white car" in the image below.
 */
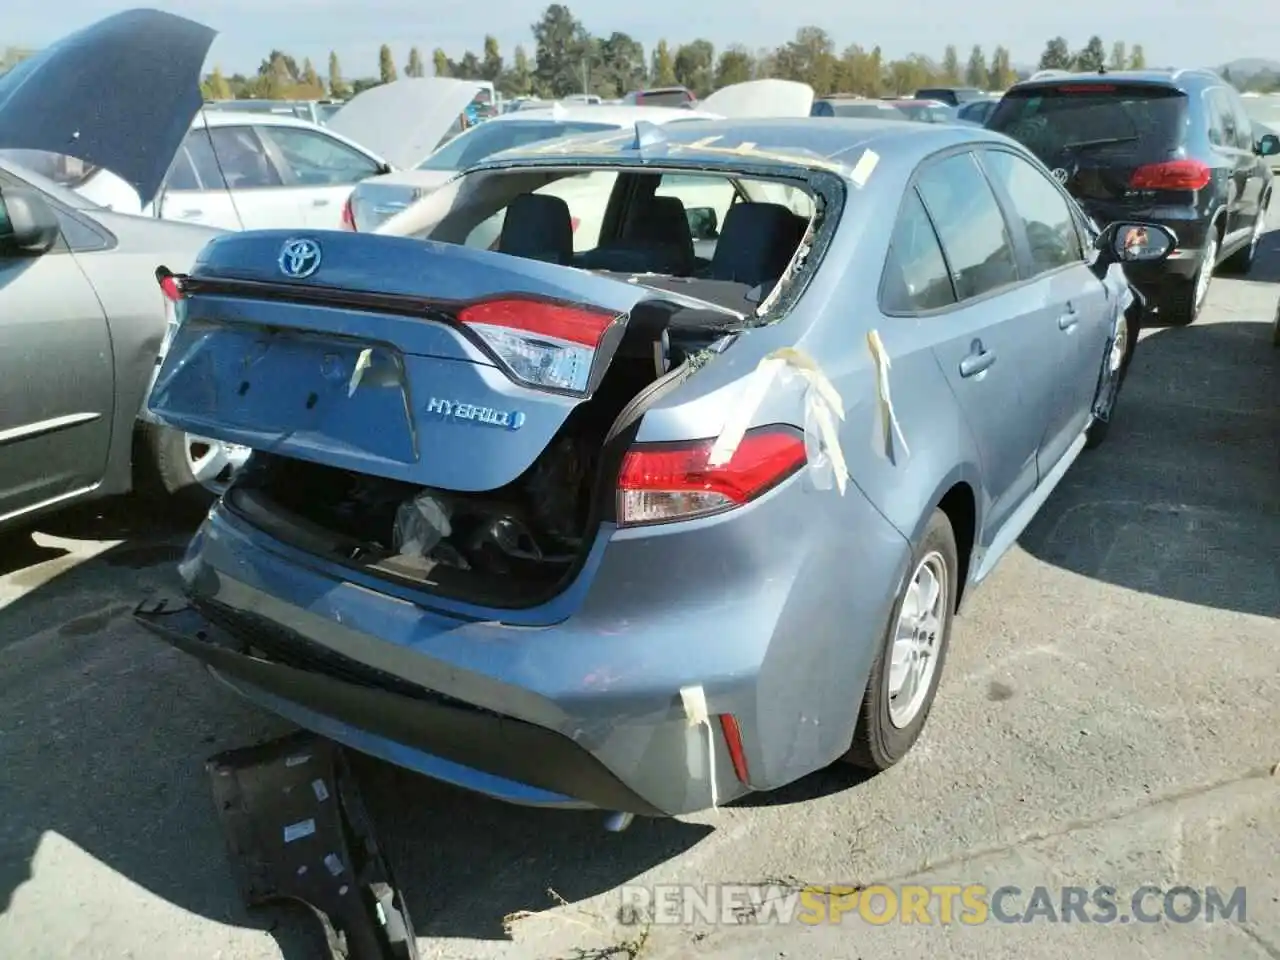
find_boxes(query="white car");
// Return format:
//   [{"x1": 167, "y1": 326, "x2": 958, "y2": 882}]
[
  {"x1": 348, "y1": 79, "x2": 819, "y2": 233},
  {"x1": 71, "y1": 78, "x2": 481, "y2": 232}
]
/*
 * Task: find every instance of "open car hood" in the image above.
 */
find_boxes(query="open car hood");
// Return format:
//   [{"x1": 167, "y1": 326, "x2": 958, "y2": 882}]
[
  {"x1": 698, "y1": 80, "x2": 814, "y2": 119},
  {"x1": 0, "y1": 9, "x2": 215, "y2": 208},
  {"x1": 325, "y1": 78, "x2": 482, "y2": 171}
]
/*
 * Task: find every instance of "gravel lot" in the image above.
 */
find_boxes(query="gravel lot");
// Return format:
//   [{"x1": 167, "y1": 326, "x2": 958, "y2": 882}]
[{"x1": 2, "y1": 220, "x2": 1278, "y2": 960}]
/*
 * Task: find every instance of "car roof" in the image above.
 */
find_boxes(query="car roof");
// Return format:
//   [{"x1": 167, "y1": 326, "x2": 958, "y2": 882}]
[
  {"x1": 1010, "y1": 68, "x2": 1221, "y2": 92},
  {"x1": 486, "y1": 104, "x2": 715, "y2": 125},
  {"x1": 193, "y1": 109, "x2": 325, "y2": 130},
  {"x1": 473, "y1": 116, "x2": 1016, "y2": 180}
]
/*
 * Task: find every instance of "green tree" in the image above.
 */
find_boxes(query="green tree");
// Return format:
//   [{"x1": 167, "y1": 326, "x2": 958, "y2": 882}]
[
  {"x1": 301, "y1": 57, "x2": 321, "y2": 91},
  {"x1": 254, "y1": 50, "x2": 298, "y2": 98},
  {"x1": 674, "y1": 39, "x2": 716, "y2": 96},
  {"x1": 458, "y1": 52, "x2": 481, "y2": 79},
  {"x1": 328, "y1": 51, "x2": 349, "y2": 97},
  {"x1": 532, "y1": 3, "x2": 590, "y2": 97},
  {"x1": 1108, "y1": 41, "x2": 1127, "y2": 70},
  {"x1": 965, "y1": 45, "x2": 987, "y2": 88},
  {"x1": 432, "y1": 49, "x2": 450, "y2": 77},
  {"x1": 1073, "y1": 35, "x2": 1106, "y2": 72},
  {"x1": 406, "y1": 47, "x2": 425, "y2": 78},
  {"x1": 203, "y1": 66, "x2": 233, "y2": 100},
  {"x1": 651, "y1": 39, "x2": 677, "y2": 86},
  {"x1": 988, "y1": 46, "x2": 1016, "y2": 90},
  {"x1": 503, "y1": 44, "x2": 534, "y2": 96},
  {"x1": 1128, "y1": 44, "x2": 1146, "y2": 69},
  {"x1": 773, "y1": 27, "x2": 835, "y2": 95},
  {"x1": 714, "y1": 45, "x2": 754, "y2": 89},
  {"x1": 378, "y1": 44, "x2": 397, "y2": 84},
  {"x1": 482, "y1": 36, "x2": 504, "y2": 82},
  {"x1": 597, "y1": 32, "x2": 646, "y2": 97},
  {"x1": 941, "y1": 45, "x2": 960, "y2": 83},
  {"x1": 1038, "y1": 36, "x2": 1072, "y2": 70}
]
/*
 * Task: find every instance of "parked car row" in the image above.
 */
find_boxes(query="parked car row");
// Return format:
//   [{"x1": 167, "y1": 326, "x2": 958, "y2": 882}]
[{"x1": 2, "y1": 9, "x2": 1269, "y2": 830}]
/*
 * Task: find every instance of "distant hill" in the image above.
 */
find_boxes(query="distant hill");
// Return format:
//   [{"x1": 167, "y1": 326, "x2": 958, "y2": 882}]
[{"x1": 1220, "y1": 58, "x2": 1280, "y2": 79}]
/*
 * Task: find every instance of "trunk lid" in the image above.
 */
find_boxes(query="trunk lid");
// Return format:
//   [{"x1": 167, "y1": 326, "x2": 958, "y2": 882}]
[
  {"x1": 325, "y1": 78, "x2": 483, "y2": 171},
  {"x1": 0, "y1": 9, "x2": 215, "y2": 208},
  {"x1": 146, "y1": 230, "x2": 728, "y2": 491},
  {"x1": 988, "y1": 81, "x2": 1188, "y2": 209}
]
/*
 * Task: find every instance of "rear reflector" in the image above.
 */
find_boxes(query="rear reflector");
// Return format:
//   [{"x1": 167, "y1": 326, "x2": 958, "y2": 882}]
[
  {"x1": 719, "y1": 714, "x2": 751, "y2": 784},
  {"x1": 158, "y1": 273, "x2": 184, "y2": 302},
  {"x1": 1130, "y1": 159, "x2": 1211, "y2": 191},
  {"x1": 457, "y1": 298, "x2": 620, "y2": 393},
  {"x1": 340, "y1": 196, "x2": 356, "y2": 231},
  {"x1": 617, "y1": 425, "x2": 807, "y2": 526}
]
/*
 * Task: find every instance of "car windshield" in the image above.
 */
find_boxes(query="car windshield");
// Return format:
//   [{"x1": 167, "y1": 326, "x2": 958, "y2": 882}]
[
  {"x1": 419, "y1": 120, "x2": 619, "y2": 171},
  {"x1": 988, "y1": 84, "x2": 1187, "y2": 167}
]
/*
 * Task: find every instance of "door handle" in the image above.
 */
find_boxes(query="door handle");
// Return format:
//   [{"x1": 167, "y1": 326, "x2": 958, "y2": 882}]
[
  {"x1": 312, "y1": 198, "x2": 331, "y2": 207},
  {"x1": 1058, "y1": 304, "x2": 1079, "y2": 330},
  {"x1": 959, "y1": 345, "x2": 996, "y2": 378},
  {"x1": 178, "y1": 209, "x2": 204, "y2": 218}
]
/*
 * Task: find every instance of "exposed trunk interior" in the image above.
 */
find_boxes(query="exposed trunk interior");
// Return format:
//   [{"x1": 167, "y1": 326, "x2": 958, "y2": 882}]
[{"x1": 224, "y1": 302, "x2": 734, "y2": 609}]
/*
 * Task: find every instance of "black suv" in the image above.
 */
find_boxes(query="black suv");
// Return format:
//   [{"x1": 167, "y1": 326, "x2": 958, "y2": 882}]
[{"x1": 987, "y1": 69, "x2": 1280, "y2": 324}]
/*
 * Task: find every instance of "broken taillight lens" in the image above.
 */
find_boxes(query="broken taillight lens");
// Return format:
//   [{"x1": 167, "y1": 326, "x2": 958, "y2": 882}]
[
  {"x1": 616, "y1": 426, "x2": 807, "y2": 527},
  {"x1": 457, "y1": 298, "x2": 620, "y2": 393},
  {"x1": 155, "y1": 268, "x2": 187, "y2": 360}
]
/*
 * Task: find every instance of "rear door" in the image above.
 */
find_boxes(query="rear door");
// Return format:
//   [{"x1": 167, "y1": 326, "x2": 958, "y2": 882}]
[
  {"x1": 907, "y1": 151, "x2": 1059, "y2": 538},
  {"x1": 1222, "y1": 87, "x2": 1266, "y2": 242},
  {"x1": 157, "y1": 125, "x2": 306, "y2": 231},
  {"x1": 1205, "y1": 87, "x2": 1254, "y2": 246},
  {"x1": 987, "y1": 81, "x2": 1190, "y2": 225},
  {"x1": 255, "y1": 125, "x2": 385, "y2": 230},
  {"x1": 979, "y1": 146, "x2": 1111, "y2": 475},
  {"x1": 0, "y1": 177, "x2": 114, "y2": 520}
]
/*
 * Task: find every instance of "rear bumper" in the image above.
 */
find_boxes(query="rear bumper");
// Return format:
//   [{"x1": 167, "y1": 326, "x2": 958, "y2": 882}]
[
  {"x1": 143, "y1": 474, "x2": 910, "y2": 816},
  {"x1": 135, "y1": 598, "x2": 665, "y2": 814}
]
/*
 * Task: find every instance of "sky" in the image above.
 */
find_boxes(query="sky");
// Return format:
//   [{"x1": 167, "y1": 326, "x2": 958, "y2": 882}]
[{"x1": 6, "y1": 0, "x2": 1278, "y2": 78}]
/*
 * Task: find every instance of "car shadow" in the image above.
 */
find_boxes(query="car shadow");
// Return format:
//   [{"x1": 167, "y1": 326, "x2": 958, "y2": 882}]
[
  {"x1": 1019, "y1": 318, "x2": 1280, "y2": 619},
  {"x1": 0, "y1": 500, "x2": 712, "y2": 956},
  {"x1": 1240, "y1": 225, "x2": 1280, "y2": 284}
]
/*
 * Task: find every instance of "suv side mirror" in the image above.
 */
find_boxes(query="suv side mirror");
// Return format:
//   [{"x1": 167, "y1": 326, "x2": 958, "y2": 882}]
[
  {"x1": 0, "y1": 186, "x2": 61, "y2": 255},
  {"x1": 686, "y1": 206, "x2": 718, "y2": 241},
  {"x1": 1256, "y1": 133, "x2": 1280, "y2": 157},
  {"x1": 1094, "y1": 221, "x2": 1177, "y2": 265}
]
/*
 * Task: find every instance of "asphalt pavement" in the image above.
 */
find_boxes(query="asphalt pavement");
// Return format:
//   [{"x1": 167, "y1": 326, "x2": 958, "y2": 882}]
[{"x1": 1, "y1": 219, "x2": 1278, "y2": 960}]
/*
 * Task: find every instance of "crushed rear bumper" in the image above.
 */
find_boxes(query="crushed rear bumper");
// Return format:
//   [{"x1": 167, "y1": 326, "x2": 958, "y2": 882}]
[{"x1": 134, "y1": 597, "x2": 666, "y2": 817}]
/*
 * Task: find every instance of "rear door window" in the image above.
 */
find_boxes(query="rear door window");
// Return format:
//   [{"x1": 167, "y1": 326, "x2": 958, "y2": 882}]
[
  {"x1": 185, "y1": 126, "x2": 284, "y2": 190},
  {"x1": 880, "y1": 189, "x2": 955, "y2": 313},
  {"x1": 981, "y1": 149, "x2": 1083, "y2": 275},
  {"x1": 1206, "y1": 89, "x2": 1240, "y2": 149},
  {"x1": 987, "y1": 84, "x2": 1188, "y2": 169},
  {"x1": 914, "y1": 152, "x2": 1020, "y2": 301}
]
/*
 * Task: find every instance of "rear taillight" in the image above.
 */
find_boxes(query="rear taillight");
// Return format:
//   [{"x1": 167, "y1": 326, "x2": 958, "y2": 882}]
[
  {"x1": 457, "y1": 298, "x2": 621, "y2": 393},
  {"x1": 1130, "y1": 159, "x2": 1211, "y2": 191},
  {"x1": 340, "y1": 196, "x2": 356, "y2": 231},
  {"x1": 616, "y1": 426, "x2": 807, "y2": 527},
  {"x1": 156, "y1": 268, "x2": 187, "y2": 360}
]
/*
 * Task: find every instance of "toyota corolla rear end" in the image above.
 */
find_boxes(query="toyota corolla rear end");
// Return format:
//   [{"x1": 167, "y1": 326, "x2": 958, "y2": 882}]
[{"x1": 135, "y1": 221, "x2": 910, "y2": 818}]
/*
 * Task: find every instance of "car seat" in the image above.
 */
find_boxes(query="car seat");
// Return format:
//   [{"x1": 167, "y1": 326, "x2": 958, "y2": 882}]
[{"x1": 497, "y1": 193, "x2": 574, "y2": 265}]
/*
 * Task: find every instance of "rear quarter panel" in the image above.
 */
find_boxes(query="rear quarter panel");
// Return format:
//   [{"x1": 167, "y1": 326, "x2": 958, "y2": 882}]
[{"x1": 75, "y1": 213, "x2": 221, "y2": 492}]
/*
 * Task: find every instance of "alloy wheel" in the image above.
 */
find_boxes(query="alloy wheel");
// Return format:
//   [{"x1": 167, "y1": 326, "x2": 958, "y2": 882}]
[{"x1": 888, "y1": 552, "x2": 948, "y2": 729}]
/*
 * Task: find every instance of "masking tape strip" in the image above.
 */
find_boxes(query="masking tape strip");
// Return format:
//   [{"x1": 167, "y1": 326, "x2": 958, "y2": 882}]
[
  {"x1": 707, "y1": 347, "x2": 848, "y2": 496},
  {"x1": 867, "y1": 330, "x2": 909, "y2": 458},
  {"x1": 680, "y1": 685, "x2": 718, "y2": 810},
  {"x1": 348, "y1": 347, "x2": 373, "y2": 397}
]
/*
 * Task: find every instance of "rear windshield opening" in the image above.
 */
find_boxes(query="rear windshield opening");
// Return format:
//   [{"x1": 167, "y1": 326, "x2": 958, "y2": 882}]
[
  {"x1": 988, "y1": 84, "x2": 1188, "y2": 165},
  {"x1": 400, "y1": 165, "x2": 823, "y2": 315},
  {"x1": 419, "y1": 120, "x2": 620, "y2": 171}
]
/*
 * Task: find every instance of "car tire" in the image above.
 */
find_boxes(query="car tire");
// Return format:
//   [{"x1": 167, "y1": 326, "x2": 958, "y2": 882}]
[
  {"x1": 1272, "y1": 298, "x2": 1280, "y2": 349},
  {"x1": 1162, "y1": 230, "x2": 1219, "y2": 327},
  {"x1": 1086, "y1": 301, "x2": 1137, "y2": 450},
  {"x1": 136, "y1": 423, "x2": 218, "y2": 512},
  {"x1": 842, "y1": 508, "x2": 958, "y2": 772}
]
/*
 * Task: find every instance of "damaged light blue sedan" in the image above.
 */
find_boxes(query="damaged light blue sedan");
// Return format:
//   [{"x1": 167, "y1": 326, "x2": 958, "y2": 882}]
[{"x1": 137, "y1": 116, "x2": 1175, "y2": 821}]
